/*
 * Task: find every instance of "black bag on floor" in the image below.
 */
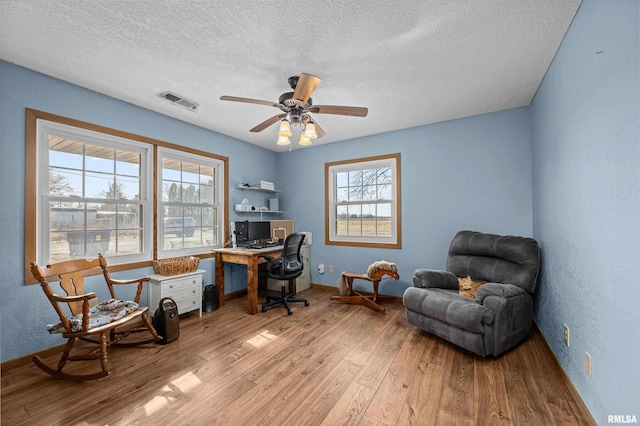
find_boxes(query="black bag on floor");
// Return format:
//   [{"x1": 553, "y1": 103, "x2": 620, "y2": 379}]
[{"x1": 152, "y1": 297, "x2": 180, "y2": 344}]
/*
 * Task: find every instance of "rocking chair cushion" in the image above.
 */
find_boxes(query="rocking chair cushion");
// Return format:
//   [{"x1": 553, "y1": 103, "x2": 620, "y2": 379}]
[{"x1": 46, "y1": 299, "x2": 139, "y2": 333}]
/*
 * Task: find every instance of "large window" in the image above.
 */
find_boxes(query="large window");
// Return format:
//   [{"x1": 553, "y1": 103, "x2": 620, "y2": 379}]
[
  {"x1": 35, "y1": 117, "x2": 153, "y2": 265},
  {"x1": 157, "y1": 147, "x2": 224, "y2": 258},
  {"x1": 25, "y1": 109, "x2": 227, "y2": 282},
  {"x1": 325, "y1": 153, "x2": 401, "y2": 248}
]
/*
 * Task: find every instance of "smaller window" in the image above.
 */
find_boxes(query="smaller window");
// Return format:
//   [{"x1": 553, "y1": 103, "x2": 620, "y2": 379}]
[
  {"x1": 325, "y1": 153, "x2": 401, "y2": 248},
  {"x1": 157, "y1": 147, "x2": 224, "y2": 258}
]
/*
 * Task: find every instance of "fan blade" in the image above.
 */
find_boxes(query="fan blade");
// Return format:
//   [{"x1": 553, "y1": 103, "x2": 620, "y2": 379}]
[
  {"x1": 307, "y1": 117, "x2": 326, "y2": 138},
  {"x1": 220, "y1": 95, "x2": 279, "y2": 108},
  {"x1": 309, "y1": 105, "x2": 368, "y2": 117},
  {"x1": 293, "y1": 73, "x2": 321, "y2": 104},
  {"x1": 250, "y1": 114, "x2": 285, "y2": 133}
]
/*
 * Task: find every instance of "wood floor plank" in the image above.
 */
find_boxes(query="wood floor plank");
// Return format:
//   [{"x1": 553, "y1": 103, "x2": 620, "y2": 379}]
[
  {"x1": 436, "y1": 385, "x2": 475, "y2": 426},
  {"x1": 321, "y1": 382, "x2": 377, "y2": 426},
  {"x1": 358, "y1": 415, "x2": 387, "y2": 426},
  {"x1": 282, "y1": 360, "x2": 363, "y2": 425},
  {"x1": 353, "y1": 308, "x2": 410, "y2": 390},
  {"x1": 364, "y1": 330, "x2": 427, "y2": 424},
  {"x1": 501, "y1": 362, "x2": 551, "y2": 425},
  {"x1": 0, "y1": 288, "x2": 595, "y2": 426},
  {"x1": 474, "y1": 357, "x2": 514, "y2": 425},
  {"x1": 396, "y1": 361, "x2": 447, "y2": 425}
]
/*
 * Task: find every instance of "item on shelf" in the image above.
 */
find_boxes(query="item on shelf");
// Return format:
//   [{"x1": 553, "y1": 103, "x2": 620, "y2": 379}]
[
  {"x1": 235, "y1": 203, "x2": 253, "y2": 212},
  {"x1": 269, "y1": 198, "x2": 279, "y2": 211},
  {"x1": 152, "y1": 256, "x2": 200, "y2": 276},
  {"x1": 252, "y1": 180, "x2": 274, "y2": 190}
]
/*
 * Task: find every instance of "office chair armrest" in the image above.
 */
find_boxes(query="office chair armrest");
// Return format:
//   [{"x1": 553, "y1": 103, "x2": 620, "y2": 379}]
[
  {"x1": 259, "y1": 254, "x2": 276, "y2": 262},
  {"x1": 259, "y1": 255, "x2": 282, "y2": 274}
]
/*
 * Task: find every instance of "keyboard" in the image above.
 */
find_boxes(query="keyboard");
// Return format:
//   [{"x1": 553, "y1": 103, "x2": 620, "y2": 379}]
[{"x1": 249, "y1": 243, "x2": 282, "y2": 250}]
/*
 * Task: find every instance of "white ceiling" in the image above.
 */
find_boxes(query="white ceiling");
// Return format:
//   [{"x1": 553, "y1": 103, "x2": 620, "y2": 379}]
[{"x1": 0, "y1": 0, "x2": 581, "y2": 152}]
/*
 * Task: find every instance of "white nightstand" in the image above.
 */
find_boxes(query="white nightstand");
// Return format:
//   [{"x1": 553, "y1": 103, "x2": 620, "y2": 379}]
[{"x1": 148, "y1": 269, "x2": 204, "y2": 317}]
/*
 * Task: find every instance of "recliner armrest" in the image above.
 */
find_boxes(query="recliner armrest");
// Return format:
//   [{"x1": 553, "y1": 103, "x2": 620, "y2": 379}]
[
  {"x1": 412, "y1": 269, "x2": 458, "y2": 289},
  {"x1": 475, "y1": 283, "x2": 526, "y2": 303}
]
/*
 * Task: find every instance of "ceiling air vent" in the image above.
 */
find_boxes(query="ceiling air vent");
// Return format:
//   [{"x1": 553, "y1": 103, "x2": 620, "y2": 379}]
[{"x1": 158, "y1": 91, "x2": 199, "y2": 112}]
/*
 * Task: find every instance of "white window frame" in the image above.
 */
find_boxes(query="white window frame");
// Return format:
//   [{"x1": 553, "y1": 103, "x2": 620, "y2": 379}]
[
  {"x1": 36, "y1": 119, "x2": 154, "y2": 266},
  {"x1": 326, "y1": 153, "x2": 401, "y2": 248},
  {"x1": 157, "y1": 146, "x2": 225, "y2": 259}
]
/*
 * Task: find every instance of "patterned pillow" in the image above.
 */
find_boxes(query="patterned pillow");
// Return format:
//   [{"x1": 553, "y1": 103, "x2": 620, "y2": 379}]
[
  {"x1": 46, "y1": 299, "x2": 139, "y2": 333},
  {"x1": 458, "y1": 275, "x2": 485, "y2": 298}
]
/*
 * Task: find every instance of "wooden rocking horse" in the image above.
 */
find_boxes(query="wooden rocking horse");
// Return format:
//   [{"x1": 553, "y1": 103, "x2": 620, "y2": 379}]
[
  {"x1": 30, "y1": 253, "x2": 160, "y2": 381},
  {"x1": 331, "y1": 261, "x2": 400, "y2": 313}
]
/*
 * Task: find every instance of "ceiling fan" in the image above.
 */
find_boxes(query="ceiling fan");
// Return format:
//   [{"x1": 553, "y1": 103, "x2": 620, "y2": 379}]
[{"x1": 220, "y1": 73, "x2": 368, "y2": 146}]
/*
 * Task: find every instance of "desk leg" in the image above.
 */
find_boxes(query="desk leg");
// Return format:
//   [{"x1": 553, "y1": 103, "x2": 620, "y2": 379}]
[
  {"x1": 215, "y1": 252, "x2": 225, "y2": 307},
  {"x1": 246, "y1": 256, "x2": 259, "y2": 315}
]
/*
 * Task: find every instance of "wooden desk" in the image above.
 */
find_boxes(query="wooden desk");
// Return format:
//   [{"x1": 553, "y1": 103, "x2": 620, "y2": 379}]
[{"x1": 214, "y1": 246, "x2": 283, "y2": 315}]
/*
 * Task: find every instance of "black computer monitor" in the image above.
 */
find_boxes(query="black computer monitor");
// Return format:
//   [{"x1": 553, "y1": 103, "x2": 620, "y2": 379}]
[{"x1": 248, "y1": 221, "x2": 271, "y2": 243}]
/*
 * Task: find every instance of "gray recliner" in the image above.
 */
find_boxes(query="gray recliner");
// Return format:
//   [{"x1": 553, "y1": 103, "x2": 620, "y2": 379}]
[{"x1": 403, "y1": 230, "x2": 540, "y2": 357}]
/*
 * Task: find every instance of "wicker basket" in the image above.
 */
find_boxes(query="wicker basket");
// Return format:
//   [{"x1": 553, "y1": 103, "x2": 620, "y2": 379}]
[{"x1": 153, "y1": 256, "x2": 200, "y2": 276}]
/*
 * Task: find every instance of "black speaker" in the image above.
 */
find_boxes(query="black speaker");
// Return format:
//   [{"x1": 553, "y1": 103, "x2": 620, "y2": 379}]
[
  {"x1": 203, "y1": 284, "x2": 219, "y2": 312},
  {"x1": 152, "y1": 297, "x2": 180, "y2": 344},
  {"x1": 235, "y1": 220, "x2": 249, "y2": 244}
]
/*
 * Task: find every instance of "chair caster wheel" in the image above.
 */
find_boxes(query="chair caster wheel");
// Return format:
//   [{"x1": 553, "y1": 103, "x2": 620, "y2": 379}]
[
  {"x1": 287, "y1": 310, "x2": 292, "y2": 315},
  {"x1": 262, "y1": 306, "x2": 266, "y2": 313},
  {"x1": 304, "y1": 301, "x2": 310, "y2": 306}
]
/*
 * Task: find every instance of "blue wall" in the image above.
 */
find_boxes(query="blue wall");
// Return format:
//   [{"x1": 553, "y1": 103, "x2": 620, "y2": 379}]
[
  {"x1": 277, "y1": 108, "x2": 534, "y2": 296},
  {"x1": 531, "y1": 0, "x2": 640, "y2": 422},
  {"x1": 0, "y1": 61, "x2": 278, "y2": 361},
  {"x1": 0, "y1": 59, "x2": 534, "y2": 362},
  {"x1": 4, "y1": 2, "x2": 637, "y2": 419}
]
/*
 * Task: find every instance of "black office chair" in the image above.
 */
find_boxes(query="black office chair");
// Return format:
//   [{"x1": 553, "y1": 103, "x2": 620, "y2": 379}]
[{"x1": 259, "y1": 232, "x2": 309, "y2": 315}]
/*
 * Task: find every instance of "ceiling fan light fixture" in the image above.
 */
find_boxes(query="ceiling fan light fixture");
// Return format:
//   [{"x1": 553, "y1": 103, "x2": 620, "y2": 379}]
[
  {"x1": 278, "y1": 120, "x2": 292, "y2": 137},
  {"x1": 298, "y1": 135, "x2": 312, "y2": 146},
  {"x1": 304, "y1": 123, "x2": 318, "y2": 139},
  {"x1": 220, "y1": 73, "x2": 368, "y2": 148},
  {"x1": 277, "y1": 136, "x2": 291, "y2": 145}
]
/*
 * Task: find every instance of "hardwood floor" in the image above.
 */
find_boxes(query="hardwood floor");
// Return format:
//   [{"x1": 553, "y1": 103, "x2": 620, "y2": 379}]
[{"x1": 1, "y1": 287, "x2": 594, "y2": 425}]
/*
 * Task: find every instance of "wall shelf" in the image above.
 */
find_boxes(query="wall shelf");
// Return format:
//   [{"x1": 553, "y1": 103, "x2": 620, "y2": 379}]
[
  {"x1": 235, "y1": 209, "x2": 283, "y2": 214},
  {"x1": 235, "y1": 183, "x2": 282, "y2": 220},
  {"x1": 235, "y1": 184, "x2": 281, "y2": 194},
  {"x1": 235, "y1": 211, "x2": 282, "y2": 221}
]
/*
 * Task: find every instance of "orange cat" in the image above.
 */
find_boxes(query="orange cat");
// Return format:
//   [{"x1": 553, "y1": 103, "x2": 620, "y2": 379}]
[{"x1": 458, "y1": 275, "x2": 485, "y2": 298}]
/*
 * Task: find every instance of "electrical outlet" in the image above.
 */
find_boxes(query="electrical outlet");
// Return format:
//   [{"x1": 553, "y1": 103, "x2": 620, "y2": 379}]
[
  {"x1": 328, "y1": 265, "x2": 334, "y2": 273},
  {"x1": 563, "y1": 324, "x2": 570, "y2": 347},
  {"x1": 586, "y1": 352, "x2": 592, "y2": 376}
]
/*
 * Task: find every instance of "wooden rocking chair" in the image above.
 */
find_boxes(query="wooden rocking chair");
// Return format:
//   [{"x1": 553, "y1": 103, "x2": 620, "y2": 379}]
[{"x1": 30, "y1": 253, "x2": 160, "y2": 381}]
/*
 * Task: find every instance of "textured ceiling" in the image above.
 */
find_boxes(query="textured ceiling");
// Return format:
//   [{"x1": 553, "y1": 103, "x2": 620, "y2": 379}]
[{"x1": 0, "y1": 0, "x2": 581, "y2": 152}]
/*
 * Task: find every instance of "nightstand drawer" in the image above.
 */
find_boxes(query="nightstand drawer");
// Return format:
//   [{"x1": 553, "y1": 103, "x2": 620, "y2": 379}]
[
  {"x1": 176, "y1": 298, "x2": 200, "y2": 315},
  {"x1": 163, "y1": 284, "x2": 200, "y2": 303},
  {"x1": 160, "y1": 275, "x2": 202, "y2": 292},
  {"x1": 148, "y1": 270, "x2": 204, "y2": 317}
]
